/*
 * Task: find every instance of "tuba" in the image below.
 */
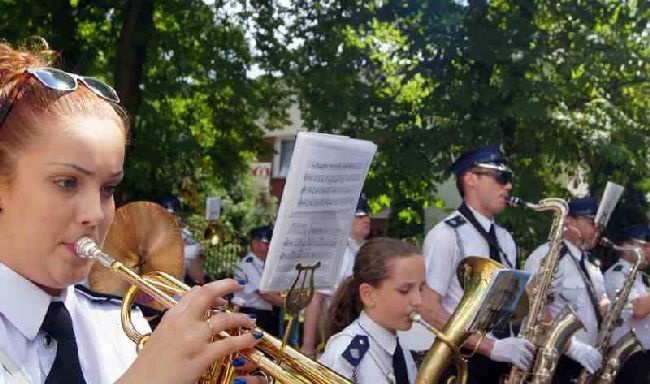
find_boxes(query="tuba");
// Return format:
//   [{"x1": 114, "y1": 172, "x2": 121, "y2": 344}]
[
  {"x1": 573, "y1": 238, "x2": 644, "y2": 384},
  {"x1": 76, "y1": 237, "x2": 351, "y2": 384},
  {"x1": 503, "y1": 197, "x2": 584, "y2": 384},
  {"x1": 413, "y1": 256, "x2": 529, "y2": 384}
]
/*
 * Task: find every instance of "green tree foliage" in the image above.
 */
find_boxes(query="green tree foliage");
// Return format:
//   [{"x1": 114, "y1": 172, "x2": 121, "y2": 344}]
[
  {"x1": 247, "y1": 0, "x2": 650, "y2": 251},
  {"x1": 0, "y1": 0, "x2": 286, "y2": 236}
]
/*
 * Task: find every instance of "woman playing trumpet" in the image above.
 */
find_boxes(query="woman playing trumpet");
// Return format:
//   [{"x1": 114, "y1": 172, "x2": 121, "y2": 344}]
[{"x1": 0, "y1": 40, "x2": 262, "y2": 384}]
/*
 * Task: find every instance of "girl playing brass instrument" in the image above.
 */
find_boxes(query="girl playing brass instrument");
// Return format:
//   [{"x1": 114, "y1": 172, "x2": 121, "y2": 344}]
[
  {"x1": 319, "y1": 237, "x2": 424, "y2": 384},
  {"x1": 0, "y1": 40, "x2": 263, "y2": 384}
]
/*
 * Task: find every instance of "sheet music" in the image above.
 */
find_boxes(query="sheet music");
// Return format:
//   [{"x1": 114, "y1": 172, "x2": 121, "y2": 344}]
[{"x1": 260, "y1": 132, "x2": 376, "y2": 292}]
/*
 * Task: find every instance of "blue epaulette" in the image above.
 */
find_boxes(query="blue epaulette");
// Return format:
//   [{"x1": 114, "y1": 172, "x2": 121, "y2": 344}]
[
  {"x1": 245, "y1": 256, "x2": 254, "y2": 263},
  {"x1": 612, "y1": 264, "x2": 623, "y2": 272},
  {"x1": 444, "y1": 215, "x2": 466, "y2": 228},
  {"x1": 342, "y1": 335, "x2": 369, "y2": 367},
  {"x1": 74, "y1": 284, "x2": 124, "y2": 306}
]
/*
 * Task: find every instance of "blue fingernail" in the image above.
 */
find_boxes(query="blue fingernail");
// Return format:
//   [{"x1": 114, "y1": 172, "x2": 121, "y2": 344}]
[
  {"x1": 233, "y1": 378, "x2": 247, "y2": 384},
  {"x1": 251, "y1": 371, "x2": 265, "y2": 376},
  {"x1": 247, "y1": 313, "x2": 257, "y2": 319},
  {"x1": 238, "y1": 279, "x2": 246, "y2": 285},
  {"x1": 252, "y1": 331, "x2": 264, "y2": 340},
  {"x1": 232, "y1": 357, "x2": 246, "y2": 367}
]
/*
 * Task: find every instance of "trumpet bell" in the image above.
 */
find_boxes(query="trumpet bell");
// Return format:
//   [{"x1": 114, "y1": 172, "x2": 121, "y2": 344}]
[{"x1": 88, "y1": 201, "x2": 184, "y2": 310}]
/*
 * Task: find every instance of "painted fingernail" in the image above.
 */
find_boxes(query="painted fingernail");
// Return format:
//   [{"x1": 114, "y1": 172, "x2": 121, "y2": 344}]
[
  {"x1": 246, "y1": 313, "x2": 257, "y2": 319},
  {"x1": 232, "y1": 357, "x2": 246, "y2": 367},
  {"x1": 233, "y1": 378, "x2": 247, "y2": 384},
  {"x1": 252, "y1": 331, "x2": 264, "y2": 340},
  {"x1": 237, "y1": 279, "x2": 246, "y2": 285},
  {"x1": 251, "y1": 371, "x2": 265, "y2": 376}
]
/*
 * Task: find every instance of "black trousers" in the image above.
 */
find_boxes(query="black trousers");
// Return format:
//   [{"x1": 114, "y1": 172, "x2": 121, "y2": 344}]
[
  {"x1": 239, "y1": 306, "x2": 279, "y2": 337},
  {"x1": 552, "y1": 355, "x2": 582, "y2": 384},
  {"x1": 440, "y1": 349, "x2": 511, "y2": 384},
  {"x1": 615, "y1": 350, "x2": 650, "y2": 384}
]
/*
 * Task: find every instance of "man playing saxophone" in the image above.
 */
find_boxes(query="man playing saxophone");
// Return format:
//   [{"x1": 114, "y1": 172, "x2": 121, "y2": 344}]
[
  {"x1": 524, "y1": 198, "x2": 606, "y2": 383},
  {"x1": 419, "y1": 146, "x2": 535, "y2": 384},
  {"x1": 603, "y1": 225, "x2": 650, "y2": 384}
]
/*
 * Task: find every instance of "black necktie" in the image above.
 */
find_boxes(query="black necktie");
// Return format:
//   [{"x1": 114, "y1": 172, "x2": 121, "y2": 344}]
[
  {"x1": 578, "y1": 253, "x2": 603, "y2": 326},
  {"x1": 393, "y1": 338, "x2": 409, "y2": 384},
  {"x1": 41, "y1": 302, "x2": 86, "y2": 384},
  {"x1": 487, "y1": 224, "x2": 501, "y2": 263}
]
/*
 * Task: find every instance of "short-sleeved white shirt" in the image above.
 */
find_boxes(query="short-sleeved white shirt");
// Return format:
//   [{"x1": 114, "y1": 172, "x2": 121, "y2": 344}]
[
  {"x1": 181, "y1": 227, "x2": 204, "y2": 273},
  {"x1": 604, "y1": 258, "x2": 650, "y2": 349},
  {"x1": 319, "y1": 311, "x2": 417, "y2": 384},
  {"x1": 0, "y1": 262, "x2": 150, "y2": 384},
  {"x1": 423, "y1": 205, "x2": 517, "y2": 314},
  {"x1": 233, "y1": 252, "x2": 272, "y2": 310},
  {"x1": 524, "y1": 240, "x2": 605, "y2": 345}
]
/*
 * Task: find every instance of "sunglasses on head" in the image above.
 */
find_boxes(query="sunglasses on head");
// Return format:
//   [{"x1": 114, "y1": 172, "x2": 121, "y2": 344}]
[
  {"x1": 472, "y1": 170, "x2": 513, "y2": 185},
  {"x1": 0, "y1": 67, "x2": 120, "y2": 127}
]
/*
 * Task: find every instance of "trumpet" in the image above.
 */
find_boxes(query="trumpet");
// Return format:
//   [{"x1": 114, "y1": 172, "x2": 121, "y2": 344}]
[{"x1": 75, "y1": 237, "x2": 351, "y2": 384}]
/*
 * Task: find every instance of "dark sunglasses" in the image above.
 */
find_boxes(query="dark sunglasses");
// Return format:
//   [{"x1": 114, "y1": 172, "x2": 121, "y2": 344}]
[
  {"x1": 0, "y1": 67, "x2": 120, "y2": 127},
  {"x1": 473, "y1": 170, "x2": 513, "y2": 185}
]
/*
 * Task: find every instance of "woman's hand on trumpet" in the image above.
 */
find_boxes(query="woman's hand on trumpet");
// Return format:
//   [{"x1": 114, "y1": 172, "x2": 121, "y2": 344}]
[{"x1": 118, "y1": 279, "x2": 263, "y2": 384}]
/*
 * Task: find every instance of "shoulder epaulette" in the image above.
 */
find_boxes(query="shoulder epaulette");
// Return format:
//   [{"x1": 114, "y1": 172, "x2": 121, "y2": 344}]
[
  {"x1": 245, "y1": 256, "x2": 254, "y2": 263},
  {"x1": 74, "y1": 284, "x2": 124, "y2": 306},
  {"x1": 612, "y1": 264, "x2": 623, "y2": 272},
  {"x1": 444, "y1": 215, "x2": 466, "y2": 229},
  {"x1": 342, "y1": 335, "x2": 369, "y2": 367}
]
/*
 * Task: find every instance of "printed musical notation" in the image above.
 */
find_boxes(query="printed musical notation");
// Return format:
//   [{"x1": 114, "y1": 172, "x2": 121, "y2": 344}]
[{"x1": 259, "y1": 132, "x2": 377, "y2": 292}]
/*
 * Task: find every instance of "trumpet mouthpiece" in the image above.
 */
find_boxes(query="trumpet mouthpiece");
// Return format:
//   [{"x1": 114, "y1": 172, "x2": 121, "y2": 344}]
[
  {"x1": 74, "y1": 237, "x2": 114, "y2": 267},
  {"x1": 75, "y1": 237, "x2": 98, "y2": 259}
]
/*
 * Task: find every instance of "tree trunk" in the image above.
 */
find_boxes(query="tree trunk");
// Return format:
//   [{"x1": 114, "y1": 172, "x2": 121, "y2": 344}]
[{"x1": 114, "y1": 0, "x2": 154, "y2": 117}]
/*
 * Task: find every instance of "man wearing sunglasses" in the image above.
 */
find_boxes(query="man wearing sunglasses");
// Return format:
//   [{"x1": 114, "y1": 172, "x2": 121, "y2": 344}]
[
  {"x1": 524, "y1": 198, "x2": 606, "y2": 383},
  {"x1": 419, "y1": 145, "x2": 534, "y2": 384}
]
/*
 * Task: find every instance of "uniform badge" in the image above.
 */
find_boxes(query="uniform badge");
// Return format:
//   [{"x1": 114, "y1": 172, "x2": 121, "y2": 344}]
[
  {"x1": 342, "y1": 335, "x2": 369, "y2": 367},
  {"x1": 444, "y1": 215, "x2": 466, "y2": 228}
]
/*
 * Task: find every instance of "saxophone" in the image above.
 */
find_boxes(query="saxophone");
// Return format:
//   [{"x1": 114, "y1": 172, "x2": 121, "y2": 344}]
[
  {"x1": 574, "y1": 238, "x2": 644, "y2": 384},
  {"x1": 503, "y1": 197, "x2": 583, "y2": 384}
]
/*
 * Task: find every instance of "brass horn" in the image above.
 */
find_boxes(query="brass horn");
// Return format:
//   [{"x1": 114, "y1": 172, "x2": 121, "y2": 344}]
[
  {"x1": 76, "y1": 236, "x2": 352, "y2": 384},
  {"x1": 412, "y1": 257, "x2": 529, "y2": 384}
]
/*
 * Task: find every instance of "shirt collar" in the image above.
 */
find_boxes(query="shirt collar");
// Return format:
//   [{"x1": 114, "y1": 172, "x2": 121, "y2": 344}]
[
  {"x1": 0, "y1": 262, "x2": 74, "y2": 340},
  {"x1": 248, "y1": 252, "x2": 265, "y2": 267},
  {"x1": 563, "y1": 240, "x2": 582, "y2": 260},
  {"x1": 465, "y1": 204, "x2": 494, "y2": 232},
  {"x1": 358, "y1": 311, "x2": 398, "y2": 355},
  {"x1": 348, "y1": 237, "x2": 363, "y2": 253}
]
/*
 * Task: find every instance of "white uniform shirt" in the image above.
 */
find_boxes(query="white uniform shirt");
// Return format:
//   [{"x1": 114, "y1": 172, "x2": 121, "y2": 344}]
[
  {"x1": 319, "y1": 311, "x2": 417, "y2": 384},
  {"x1": 318, "y1": 238, "x2": 363, "y2": 300},
  {"x1": 233, "y1": 252, "x2": 272, "y2": 311},
  {"x1": 0, "y1": 262, "x2": 150, "y2": 384},
  {"x1": 524, "y1": 240, "x2": 605, "y2": 345},
  {"x1": 423, "y1": 205, "x2": 517, "y2": 314},
  {"x1": 604, "y1": 259, "x2": 650, "y2": 349},
  {"x1": 181, "y1": 227, "x2": 203, "y2": 274}
]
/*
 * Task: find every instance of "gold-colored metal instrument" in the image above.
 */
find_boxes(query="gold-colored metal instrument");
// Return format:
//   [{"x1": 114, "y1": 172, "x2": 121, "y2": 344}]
[
  {"x1": 87, "y1": 201, "x2": 184, "y2": 311},
  {"x1": 413, "y1": 256, "x2": 530, "y2": 384},
  {"x1": 504, "y1": 196, "x2": 584, "y2": 384},
  {"x1": 76, "y1": 236, "x2": 352, "y2": 384},
  {"x1": 574, "y1": 238, "x2": 644, "y2": 384},
  {"x1": 526, "y1": 306, "x2": 584, "y2": 384},
  {"x1": 597, "y1": 329, "x2": 643, "y2": 384}
]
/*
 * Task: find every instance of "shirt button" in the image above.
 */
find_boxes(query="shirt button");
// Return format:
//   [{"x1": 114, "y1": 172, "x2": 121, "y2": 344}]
[{"x1": 43, "y1": 334, "x2": 53, "y2": 347}]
